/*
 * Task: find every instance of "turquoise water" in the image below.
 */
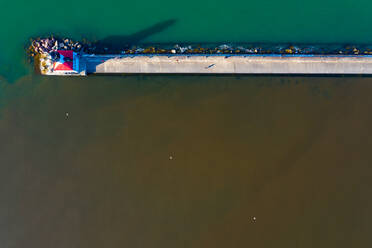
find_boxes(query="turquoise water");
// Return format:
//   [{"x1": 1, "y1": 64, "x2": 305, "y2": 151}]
[
  {"x1": 1, "y1": 0, "x2": 372, "y2": 79},
  {"x1": 1, "y1": 1, "x2": 372, "y2": 247}
]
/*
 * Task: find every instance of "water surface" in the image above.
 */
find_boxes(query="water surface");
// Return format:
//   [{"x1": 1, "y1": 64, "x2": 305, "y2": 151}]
[{"x1": 1, "y1": 0, "x2": 372, "y2": 247}]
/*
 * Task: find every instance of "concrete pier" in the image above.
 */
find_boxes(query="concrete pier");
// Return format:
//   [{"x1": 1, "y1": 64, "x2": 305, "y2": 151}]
[
  {"x1": 41, "y1": 53, "x2": 372, "y2": 75},
  {"x1": 78, "y1": 54, "x2": 372, "y2": 75}
]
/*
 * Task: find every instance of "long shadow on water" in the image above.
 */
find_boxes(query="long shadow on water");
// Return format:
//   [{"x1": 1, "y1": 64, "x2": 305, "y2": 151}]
[{"x1": 91, "y1": 19, "x2": 178, "y2": 53}]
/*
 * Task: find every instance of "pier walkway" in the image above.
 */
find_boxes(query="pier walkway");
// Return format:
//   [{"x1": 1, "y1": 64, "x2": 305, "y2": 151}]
[{"x1": 78, "y1": 54, "x2": 372, "y2": 75}]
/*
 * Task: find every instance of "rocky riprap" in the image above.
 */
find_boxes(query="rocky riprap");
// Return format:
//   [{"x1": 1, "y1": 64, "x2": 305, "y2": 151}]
[
  {"x1": 28, "y1": 37, "x2": 83, "y2": 57},
  {"x1": 28, "y1": 36, "x2": 372, "y2": 57}
]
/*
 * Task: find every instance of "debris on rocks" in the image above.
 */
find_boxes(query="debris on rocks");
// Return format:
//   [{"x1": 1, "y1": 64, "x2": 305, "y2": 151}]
[{"x1": 28, "y1": 36, "x2": 372, "y2": 58}]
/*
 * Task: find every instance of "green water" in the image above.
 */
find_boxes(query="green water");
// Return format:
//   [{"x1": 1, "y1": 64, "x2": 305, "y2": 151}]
[
  {"x1": 2, "y1": 0, "x2": 372, "y2": 79},
  {"x1": 1, "y1": 0, "x2": 372, "y2": 247}
]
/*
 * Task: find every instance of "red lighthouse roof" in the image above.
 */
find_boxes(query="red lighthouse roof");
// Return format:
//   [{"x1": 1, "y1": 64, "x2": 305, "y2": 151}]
[{"x1": 53, "y1": 50, "x2": 74, "y2": 71}]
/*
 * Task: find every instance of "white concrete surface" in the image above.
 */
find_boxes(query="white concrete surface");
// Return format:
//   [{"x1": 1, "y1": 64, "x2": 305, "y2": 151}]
[{"x1": 80, "y1": 54, "x2": 372, "y2": 75}]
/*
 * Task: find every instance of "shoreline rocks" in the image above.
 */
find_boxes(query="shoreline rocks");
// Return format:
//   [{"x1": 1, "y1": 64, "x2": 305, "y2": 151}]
[
  {"x1": 28, "y1": 36, "x2": 372, "y2": 58},
  {"x1": 29, "y1": 37, "x2": 84, "y2": 57}
]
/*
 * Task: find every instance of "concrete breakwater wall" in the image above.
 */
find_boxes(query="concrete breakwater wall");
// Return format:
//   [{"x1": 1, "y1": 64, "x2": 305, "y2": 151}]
[
  {"x1": 80, "y1": 54, "x2": 372, "y2": 75},
  {"x1": 29, "y1": 37, "x2": 372, "y2": 75},
  {"x1": 39, "y1": 53, "x2": 372, "y2": 76}
]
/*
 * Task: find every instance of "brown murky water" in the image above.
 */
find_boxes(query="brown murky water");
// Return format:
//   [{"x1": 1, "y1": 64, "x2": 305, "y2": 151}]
[{"x1": 1, "y1": 75, "x2": 372, "y2": 247}]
